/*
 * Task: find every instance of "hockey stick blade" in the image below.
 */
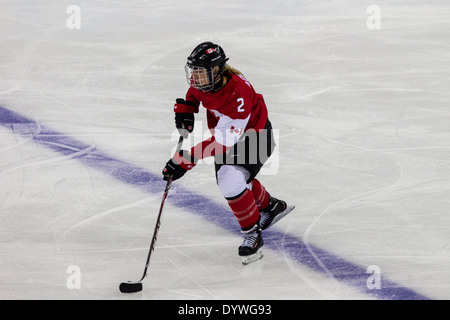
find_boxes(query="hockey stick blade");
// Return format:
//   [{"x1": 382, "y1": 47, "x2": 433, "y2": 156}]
[{"x1": 119, "y1": 281, "x2": 143, "y2": 293}]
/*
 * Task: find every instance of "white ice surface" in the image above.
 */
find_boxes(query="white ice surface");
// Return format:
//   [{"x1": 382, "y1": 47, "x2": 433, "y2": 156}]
[{"x1": 0, "y1": 0, "x2": 449, "y2": 300}]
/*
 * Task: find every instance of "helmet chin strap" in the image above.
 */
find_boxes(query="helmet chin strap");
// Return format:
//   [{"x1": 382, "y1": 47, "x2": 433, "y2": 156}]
[
  {"x1": 212, "y1": 73, "x2": 229, "y2": 92},
  {"x1": 214, "y1": 73, "x2": 222, "y2": 85}
]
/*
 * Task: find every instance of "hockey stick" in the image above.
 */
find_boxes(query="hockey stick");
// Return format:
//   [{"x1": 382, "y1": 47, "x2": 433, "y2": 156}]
[{"x1": 119, "y1": 135, "x2": 184, "y2": 293}]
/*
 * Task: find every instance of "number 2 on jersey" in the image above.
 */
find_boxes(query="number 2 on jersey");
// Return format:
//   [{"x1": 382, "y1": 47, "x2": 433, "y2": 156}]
[{"x1": 237, "y1": 98, "x2": 244, "y2": 112}]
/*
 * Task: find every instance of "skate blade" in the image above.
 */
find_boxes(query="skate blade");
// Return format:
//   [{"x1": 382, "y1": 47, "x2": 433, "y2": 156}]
[{"x1": 241, "y1": 250, "x2": 263, "y2": 265}]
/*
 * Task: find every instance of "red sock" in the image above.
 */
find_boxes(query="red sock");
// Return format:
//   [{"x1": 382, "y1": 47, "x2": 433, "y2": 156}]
[
  {"x1": 227, "y1": 189, "x2": 260, "y2": 230},
  {"x1": 251, "y1": 179, "x2": 270, "y2": 211}
]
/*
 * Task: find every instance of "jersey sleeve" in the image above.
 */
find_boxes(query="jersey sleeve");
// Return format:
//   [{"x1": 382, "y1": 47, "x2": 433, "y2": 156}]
[
  {"x1": 190, "y1": 136, "x2": 229, "y2": 160},
  {"x1": 185, "y1": 88, "x2": 201, "y2": 112}
]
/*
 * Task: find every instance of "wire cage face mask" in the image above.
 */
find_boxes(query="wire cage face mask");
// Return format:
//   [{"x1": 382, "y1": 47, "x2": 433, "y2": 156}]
[{"x1": 185, "y1": 64, "x2": 215, "y2": 92}]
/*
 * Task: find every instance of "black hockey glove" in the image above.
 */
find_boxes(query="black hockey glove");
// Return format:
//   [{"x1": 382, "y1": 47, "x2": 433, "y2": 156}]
[
  {"x1": 174, "y1": 99, "x2": 197, "y2": 138},
  {"x1": 162, "y1": 150, "x2": 198, "y2": 181},
  {"x1": 162, "y1": 158, "x2": 187, "y2": 181}
]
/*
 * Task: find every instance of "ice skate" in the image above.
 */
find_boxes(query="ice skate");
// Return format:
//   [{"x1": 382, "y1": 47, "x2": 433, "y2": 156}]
[
  {"x1": 239, "y1": 224, "x2": 264, "y2": 265},
  {"x1": 259, "y1": 196, "x2": 295, "y2": 230}
]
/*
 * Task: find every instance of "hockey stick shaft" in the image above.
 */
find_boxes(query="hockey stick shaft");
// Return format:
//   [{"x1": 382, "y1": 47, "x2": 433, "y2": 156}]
[{"x1": 136, "y1": 135, "x2": 184, "y2": 282}]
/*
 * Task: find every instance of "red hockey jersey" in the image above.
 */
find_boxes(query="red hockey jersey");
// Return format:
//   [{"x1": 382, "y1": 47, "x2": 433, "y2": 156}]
[{"x1": 185, "y1": 73, "x2": 268, "y2": 160}]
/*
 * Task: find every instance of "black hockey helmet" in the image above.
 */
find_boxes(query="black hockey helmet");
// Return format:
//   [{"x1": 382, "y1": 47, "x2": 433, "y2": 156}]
[{"x1": 185, "y1": 41, "x2": 229, "y2": 91}]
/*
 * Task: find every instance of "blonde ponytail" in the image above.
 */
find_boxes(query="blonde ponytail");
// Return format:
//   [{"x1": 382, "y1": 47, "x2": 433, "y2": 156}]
[{"x1": 224, "y1": 64, "x2": 244, "y2": 77}]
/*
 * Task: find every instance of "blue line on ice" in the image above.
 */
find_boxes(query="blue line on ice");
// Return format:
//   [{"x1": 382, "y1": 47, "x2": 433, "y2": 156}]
[{"x1": 0, "y1": 105, "x2": 430, "y2": 300}]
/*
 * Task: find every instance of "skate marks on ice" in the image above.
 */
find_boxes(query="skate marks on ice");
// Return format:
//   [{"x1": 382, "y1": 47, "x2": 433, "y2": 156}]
[{"x1": 0, "y1": 105, "x2": 430, "y2": 300}]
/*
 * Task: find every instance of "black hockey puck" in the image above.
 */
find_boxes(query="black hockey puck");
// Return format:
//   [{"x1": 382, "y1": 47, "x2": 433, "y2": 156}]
[{"x1": 119, "y1": 281, "x2": 143, "y2": 293}]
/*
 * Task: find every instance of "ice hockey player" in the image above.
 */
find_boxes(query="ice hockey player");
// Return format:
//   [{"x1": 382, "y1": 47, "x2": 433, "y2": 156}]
[{"x1": 162, "y1": 41, "x2": 294, "y2": 264}]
